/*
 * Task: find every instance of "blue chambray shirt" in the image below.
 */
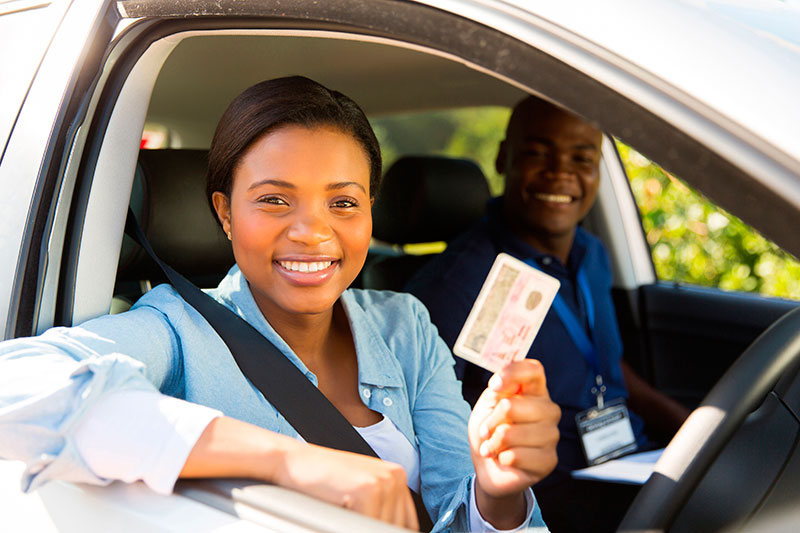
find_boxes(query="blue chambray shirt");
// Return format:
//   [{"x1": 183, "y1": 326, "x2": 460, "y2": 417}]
[{"x1": 0, "y1": 265, "x2": 547, "y2": 532}]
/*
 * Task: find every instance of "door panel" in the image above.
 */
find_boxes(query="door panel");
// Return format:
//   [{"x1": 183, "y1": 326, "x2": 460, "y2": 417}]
[{"x1": 615, "y1": 283, "x2": 799, "y2": 409}]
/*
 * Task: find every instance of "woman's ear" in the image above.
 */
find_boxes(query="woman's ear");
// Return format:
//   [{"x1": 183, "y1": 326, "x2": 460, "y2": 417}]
[{"x1": 212, "y1": 192, "x2": 232, "y2": 238}]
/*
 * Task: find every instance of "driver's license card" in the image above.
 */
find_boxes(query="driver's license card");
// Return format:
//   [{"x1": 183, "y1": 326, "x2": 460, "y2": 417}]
[{"x1": 452, "y1": 253, "x2": 560, "y2": 373}]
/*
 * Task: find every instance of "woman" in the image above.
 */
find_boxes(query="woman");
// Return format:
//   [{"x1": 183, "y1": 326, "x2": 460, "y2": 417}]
[{"x1": 0, "y1": 77, "x2": 559, "y2": 532}]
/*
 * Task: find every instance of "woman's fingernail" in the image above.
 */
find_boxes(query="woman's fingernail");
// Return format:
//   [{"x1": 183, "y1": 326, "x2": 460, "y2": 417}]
[
  {"x1": 488, "y1": 375, "x2": 502, "y2": 390},
  {"x1": 498, "y1": 450, "x2": 514, "y2": 466},
  {"x1": 480, "y1": 441, "x2": 491, "y2": 457},
  {"x1": 480, "y1": 424, "x2": 489, "y2": 439}
]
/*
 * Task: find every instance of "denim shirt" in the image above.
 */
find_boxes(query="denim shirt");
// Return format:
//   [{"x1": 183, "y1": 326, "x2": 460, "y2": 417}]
[{"x1": 0, "y1": 265, "x2": 547, "y2": 532}]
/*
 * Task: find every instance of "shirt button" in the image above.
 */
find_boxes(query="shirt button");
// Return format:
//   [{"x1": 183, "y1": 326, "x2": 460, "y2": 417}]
[
  {"x1": 383, "y1": 397, "x2": 392, "y2": 406},
  {"x1": 542, "y1": 257, "x2": 552, "y2": 265},
  {"x1": 362, "y1": 388, "x2": 371, "y2": 399}
]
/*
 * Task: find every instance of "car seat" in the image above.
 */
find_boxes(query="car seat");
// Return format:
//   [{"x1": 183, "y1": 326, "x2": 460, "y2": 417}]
[
  {"x1": 363, "y1": 155, "x2": 491, "y2": 291},
  {"x1": 113, "y1": 149, "x2": 234, "y2": 312}
]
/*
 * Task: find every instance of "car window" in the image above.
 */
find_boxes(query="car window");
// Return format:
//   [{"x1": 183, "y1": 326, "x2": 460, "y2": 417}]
[
  {"x1": 618, "y1": 140, "x2": 800, "y2": 300},
  {"x1": 371, "y1": 106, "x2": 510, "y2": 196}
]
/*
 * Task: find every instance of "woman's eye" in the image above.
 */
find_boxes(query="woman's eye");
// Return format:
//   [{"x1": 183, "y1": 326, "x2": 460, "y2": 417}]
[
  {"x1": 258, "y1": 196, "x2": 288, "y2": 206},
  {"x1": 331, "y1": 198, "x2": 359, "y2": 209}
]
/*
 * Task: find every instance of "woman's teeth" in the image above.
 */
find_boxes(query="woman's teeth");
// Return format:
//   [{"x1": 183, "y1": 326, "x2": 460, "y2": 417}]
[
  {"x1": 535, "y1": 193, "x2": 572, "y2": 204},
  {"x1": 278, "y1": 260, "x2": 333, "y2": 273}
]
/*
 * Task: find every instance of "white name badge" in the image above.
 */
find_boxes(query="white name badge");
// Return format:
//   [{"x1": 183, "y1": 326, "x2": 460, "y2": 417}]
[{"x1": 575, "y1": 399, "x2": 637, "y2": 465}]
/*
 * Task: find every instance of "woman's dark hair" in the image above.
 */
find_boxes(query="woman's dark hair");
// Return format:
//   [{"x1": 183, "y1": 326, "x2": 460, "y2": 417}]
[{"x1": 206, "y1": 76, "x2": 382, "y2": 219}]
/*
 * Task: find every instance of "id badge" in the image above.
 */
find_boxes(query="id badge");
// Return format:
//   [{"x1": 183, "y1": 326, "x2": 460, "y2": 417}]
[{"x1": 575, "y1": 398, "x2": 637, "y2": 465}]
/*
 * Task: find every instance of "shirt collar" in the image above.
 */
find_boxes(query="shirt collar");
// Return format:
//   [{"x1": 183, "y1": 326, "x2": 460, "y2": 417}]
[
  {"x1": 210, "y1": 265, "x2": 401, "y2": 389},
  {"x1": 486, "y1": 196, "x2": 589, "y2": 276}
]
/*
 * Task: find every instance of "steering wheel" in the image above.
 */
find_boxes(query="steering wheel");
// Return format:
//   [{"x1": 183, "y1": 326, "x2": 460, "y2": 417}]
[{"x1": 618, "y1": 306, "x2": 800, "y2": 532}]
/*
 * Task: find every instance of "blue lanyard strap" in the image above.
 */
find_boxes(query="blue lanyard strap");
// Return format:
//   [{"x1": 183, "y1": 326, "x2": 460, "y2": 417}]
[{"x1": 524, "y1": 259, "x2": 600, "y2": 377}]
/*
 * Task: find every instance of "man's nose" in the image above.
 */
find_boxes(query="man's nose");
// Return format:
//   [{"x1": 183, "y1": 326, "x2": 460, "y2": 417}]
[
  {"x1": 286, "y1": 208, "x2": 334, "y2": 245},
  {"x1": 544, "y1": 153, "x2": 574, "y2": 178}
]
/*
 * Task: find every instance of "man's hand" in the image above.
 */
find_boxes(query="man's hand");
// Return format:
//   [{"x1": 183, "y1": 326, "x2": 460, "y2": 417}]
[{"x1": 468, "y1": 359, "x2": 560, "y2": 527}]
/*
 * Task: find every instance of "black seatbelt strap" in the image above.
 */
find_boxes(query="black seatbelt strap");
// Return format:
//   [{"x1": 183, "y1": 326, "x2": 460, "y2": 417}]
[{"x1": 124, "y1": 209, "x2": 433, "y2": 531}]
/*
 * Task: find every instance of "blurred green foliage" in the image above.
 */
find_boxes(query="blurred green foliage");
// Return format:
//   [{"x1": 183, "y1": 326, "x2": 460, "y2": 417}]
[
  {"x1": 618, "y1": 141, "x2": 800, "y2": 300},
  {"x1": 371, "y1": 107, "x2": 800, "y2": 301}
]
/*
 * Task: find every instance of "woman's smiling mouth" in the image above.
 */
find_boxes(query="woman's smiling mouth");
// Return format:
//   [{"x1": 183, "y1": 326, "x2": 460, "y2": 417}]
[
  {"x1": 277, "y1": 260, "x2": 334, "y2": 273},
  {"x1": 274, "y1": 258, "x2": 339, "y2": 286}
]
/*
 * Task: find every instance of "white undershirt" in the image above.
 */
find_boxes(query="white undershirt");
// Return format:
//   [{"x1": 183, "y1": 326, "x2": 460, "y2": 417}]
[
  {"x1": 354, "y1": 415, "x2": 421, "y2": 492},
  {"x1": 73, "y1": 390, "x2": 533, "y2": 531}
]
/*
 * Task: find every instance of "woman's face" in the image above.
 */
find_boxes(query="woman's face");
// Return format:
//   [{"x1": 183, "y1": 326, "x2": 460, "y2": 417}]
[{"x1": 213, "y1": 124, "x2": 373, "y2": 318}]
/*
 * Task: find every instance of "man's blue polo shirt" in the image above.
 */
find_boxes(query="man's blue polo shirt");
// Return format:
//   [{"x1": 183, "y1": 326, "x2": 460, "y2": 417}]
[{"x1": 406, "y1": 198, "x2": 647, "y2": 485}]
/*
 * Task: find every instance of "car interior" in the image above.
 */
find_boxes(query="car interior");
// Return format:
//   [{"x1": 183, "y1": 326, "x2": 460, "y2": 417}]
[{"x1": 27, "y1": 6, "x2": 800, "y2": 530}]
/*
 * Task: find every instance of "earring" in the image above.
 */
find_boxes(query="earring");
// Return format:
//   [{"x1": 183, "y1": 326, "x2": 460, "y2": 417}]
[{"x1": 227, "y1": 231, "x2": 232, "y2": 241}]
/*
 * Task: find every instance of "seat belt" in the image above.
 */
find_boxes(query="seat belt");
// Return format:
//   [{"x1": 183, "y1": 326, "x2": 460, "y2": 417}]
[{"x1": 124, "y1": 209, "x2": 433, "y2": 531}]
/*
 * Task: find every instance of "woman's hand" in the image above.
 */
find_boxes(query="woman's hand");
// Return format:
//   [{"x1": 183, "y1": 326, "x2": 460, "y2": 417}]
[
  {"x1": 182, "y1": 417, "x2": 419, "y2": 530},
  {"x1": 467, "y1": 359, "x2": 560, "y2": 527},
  {"x1": 274, "y1": 441, "x2": 419, "y2": 530}
]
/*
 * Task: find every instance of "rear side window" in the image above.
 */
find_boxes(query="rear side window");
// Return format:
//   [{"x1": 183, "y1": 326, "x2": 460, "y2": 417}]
[
  {"x1": 619, "y1": 141, "x2": 800, "y2": 300},
  {"x1": 370, "y1": 106, "x2": 510, "y2": 195}
]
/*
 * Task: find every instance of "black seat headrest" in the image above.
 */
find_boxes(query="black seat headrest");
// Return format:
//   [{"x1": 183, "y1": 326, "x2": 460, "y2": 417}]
[
  {"x1": 118, "y1": 149, "x2": 234, "y2": 283},
  {"x1": 371, "y1": 155, "x2": 490, "y2": 244}
]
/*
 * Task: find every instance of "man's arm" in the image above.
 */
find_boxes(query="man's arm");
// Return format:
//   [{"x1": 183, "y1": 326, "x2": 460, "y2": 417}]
[{"x1": 621, "y1": 360, "x2": 690, "y2": 444}]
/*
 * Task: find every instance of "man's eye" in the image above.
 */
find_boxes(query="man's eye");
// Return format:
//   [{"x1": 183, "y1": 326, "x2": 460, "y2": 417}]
[{"x1": 524, "y1": 149, "x2": 547, "y2": 158}]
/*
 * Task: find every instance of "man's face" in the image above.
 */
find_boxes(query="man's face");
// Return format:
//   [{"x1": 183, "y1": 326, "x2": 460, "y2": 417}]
[{"x1": 498, "y1": 105, "x2": 603, "y2": 245}]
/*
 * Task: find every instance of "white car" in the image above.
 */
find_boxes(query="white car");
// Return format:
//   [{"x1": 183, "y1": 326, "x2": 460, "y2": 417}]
[{"x1": 2, "y1": 0, "x2": 800, "y2": 531}]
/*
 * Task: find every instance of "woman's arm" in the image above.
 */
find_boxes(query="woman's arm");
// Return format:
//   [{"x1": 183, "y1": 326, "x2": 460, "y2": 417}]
[
  {"x1": 404, "y1": 296, "x2": 555, "y2": 531},
  {"x1": 182, "y1": 416, "x2": 419, "y2": 530}
]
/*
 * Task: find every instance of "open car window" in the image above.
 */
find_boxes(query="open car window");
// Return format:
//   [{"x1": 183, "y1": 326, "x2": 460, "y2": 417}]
[{"x1": 619, "y1": 141, "x2": 800, "y2": 301}]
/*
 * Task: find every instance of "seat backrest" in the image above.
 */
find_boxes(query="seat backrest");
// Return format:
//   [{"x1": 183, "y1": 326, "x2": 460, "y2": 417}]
[
  {"x1": 363, "y1": 155, "x2": 490, "y2": 291},
  {"x1": 115, "y1": 149, "x2": 234, "y2": 307}
]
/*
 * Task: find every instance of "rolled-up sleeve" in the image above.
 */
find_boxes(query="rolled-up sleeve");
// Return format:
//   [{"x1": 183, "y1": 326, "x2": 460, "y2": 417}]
[{"x1": 0, "y1": 303, "x2": 184, "y2": 492}]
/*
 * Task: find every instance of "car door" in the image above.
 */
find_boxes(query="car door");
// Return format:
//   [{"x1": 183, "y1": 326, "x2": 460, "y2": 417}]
[
  {"x1": 3, "y1": 0, "x2": 799, "y2": 531},
  {"x1": 591, "y1": 142, "x2": 800, "y2": 412}
]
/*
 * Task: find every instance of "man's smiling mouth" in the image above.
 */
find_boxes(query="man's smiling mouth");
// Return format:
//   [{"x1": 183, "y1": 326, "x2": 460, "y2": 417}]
[
  {"x1": 277, "y1": 260, "x2": 334, "y2": 273},
  {"x1": 534, "y1": 192, "x2": 573, "y2": 204}
]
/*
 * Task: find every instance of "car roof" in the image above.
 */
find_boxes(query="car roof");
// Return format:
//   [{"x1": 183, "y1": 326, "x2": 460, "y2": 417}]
[{"x1": 459, "y1": 0, "x2": 800, "y2": 168}]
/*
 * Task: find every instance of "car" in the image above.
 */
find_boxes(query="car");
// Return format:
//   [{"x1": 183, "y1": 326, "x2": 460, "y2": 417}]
[{"x1": 2, "y1": 0, "x2": 800, "y2": 531}]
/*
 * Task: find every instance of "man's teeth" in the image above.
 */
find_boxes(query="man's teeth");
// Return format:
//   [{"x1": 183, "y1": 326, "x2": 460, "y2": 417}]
[
  {"x1": 279, "y1": 261, "x2": 333, "y2": 273},
  {"x1": 535, "y1": 193, "x2": 572, "y2": 204}
]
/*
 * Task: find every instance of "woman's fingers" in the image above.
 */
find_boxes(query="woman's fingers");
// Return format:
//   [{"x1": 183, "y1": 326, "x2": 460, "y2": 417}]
[
  {"x1": 393, "y1": 486, "x2": 419, "y2": 531},
  {"x1": 488, "y1": 359, "x2": 548, "y2": 397},
  {"x1": 496, "y1": 445, "x2": 559, "y2": 479},
  {"x1": 479, "y1": 420, "x2": 559, "y2": 459},
  {"x1": 469, "y1": 359, "x2": 561, "y2": 494},
  {"x1": 277, "y1": 444, "x2": 419, "y2": 530},
  {"x1": 479, "y1": 394, "x2": 561, "y2": 442}
]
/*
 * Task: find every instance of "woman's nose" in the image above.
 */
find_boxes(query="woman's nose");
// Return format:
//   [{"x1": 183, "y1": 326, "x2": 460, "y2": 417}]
[{"x1": 286, "y1": 209, "x2": 334, "y2": 245}]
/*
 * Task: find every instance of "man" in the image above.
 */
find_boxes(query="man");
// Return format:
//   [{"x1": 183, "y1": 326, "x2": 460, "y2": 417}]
[{"x1": 406, "y1": 96, "x2": 689, "y2": 532}]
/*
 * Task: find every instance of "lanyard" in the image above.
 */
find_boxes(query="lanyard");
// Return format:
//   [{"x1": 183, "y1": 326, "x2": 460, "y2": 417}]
[{"x1": 524, "y1": 259, "x2": 607, "y2": 407}]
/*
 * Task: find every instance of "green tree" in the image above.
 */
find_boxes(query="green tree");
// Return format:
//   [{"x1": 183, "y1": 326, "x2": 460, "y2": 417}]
[{"x1": 618, "y1": 141, "x2": 800, "y2": 300}]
